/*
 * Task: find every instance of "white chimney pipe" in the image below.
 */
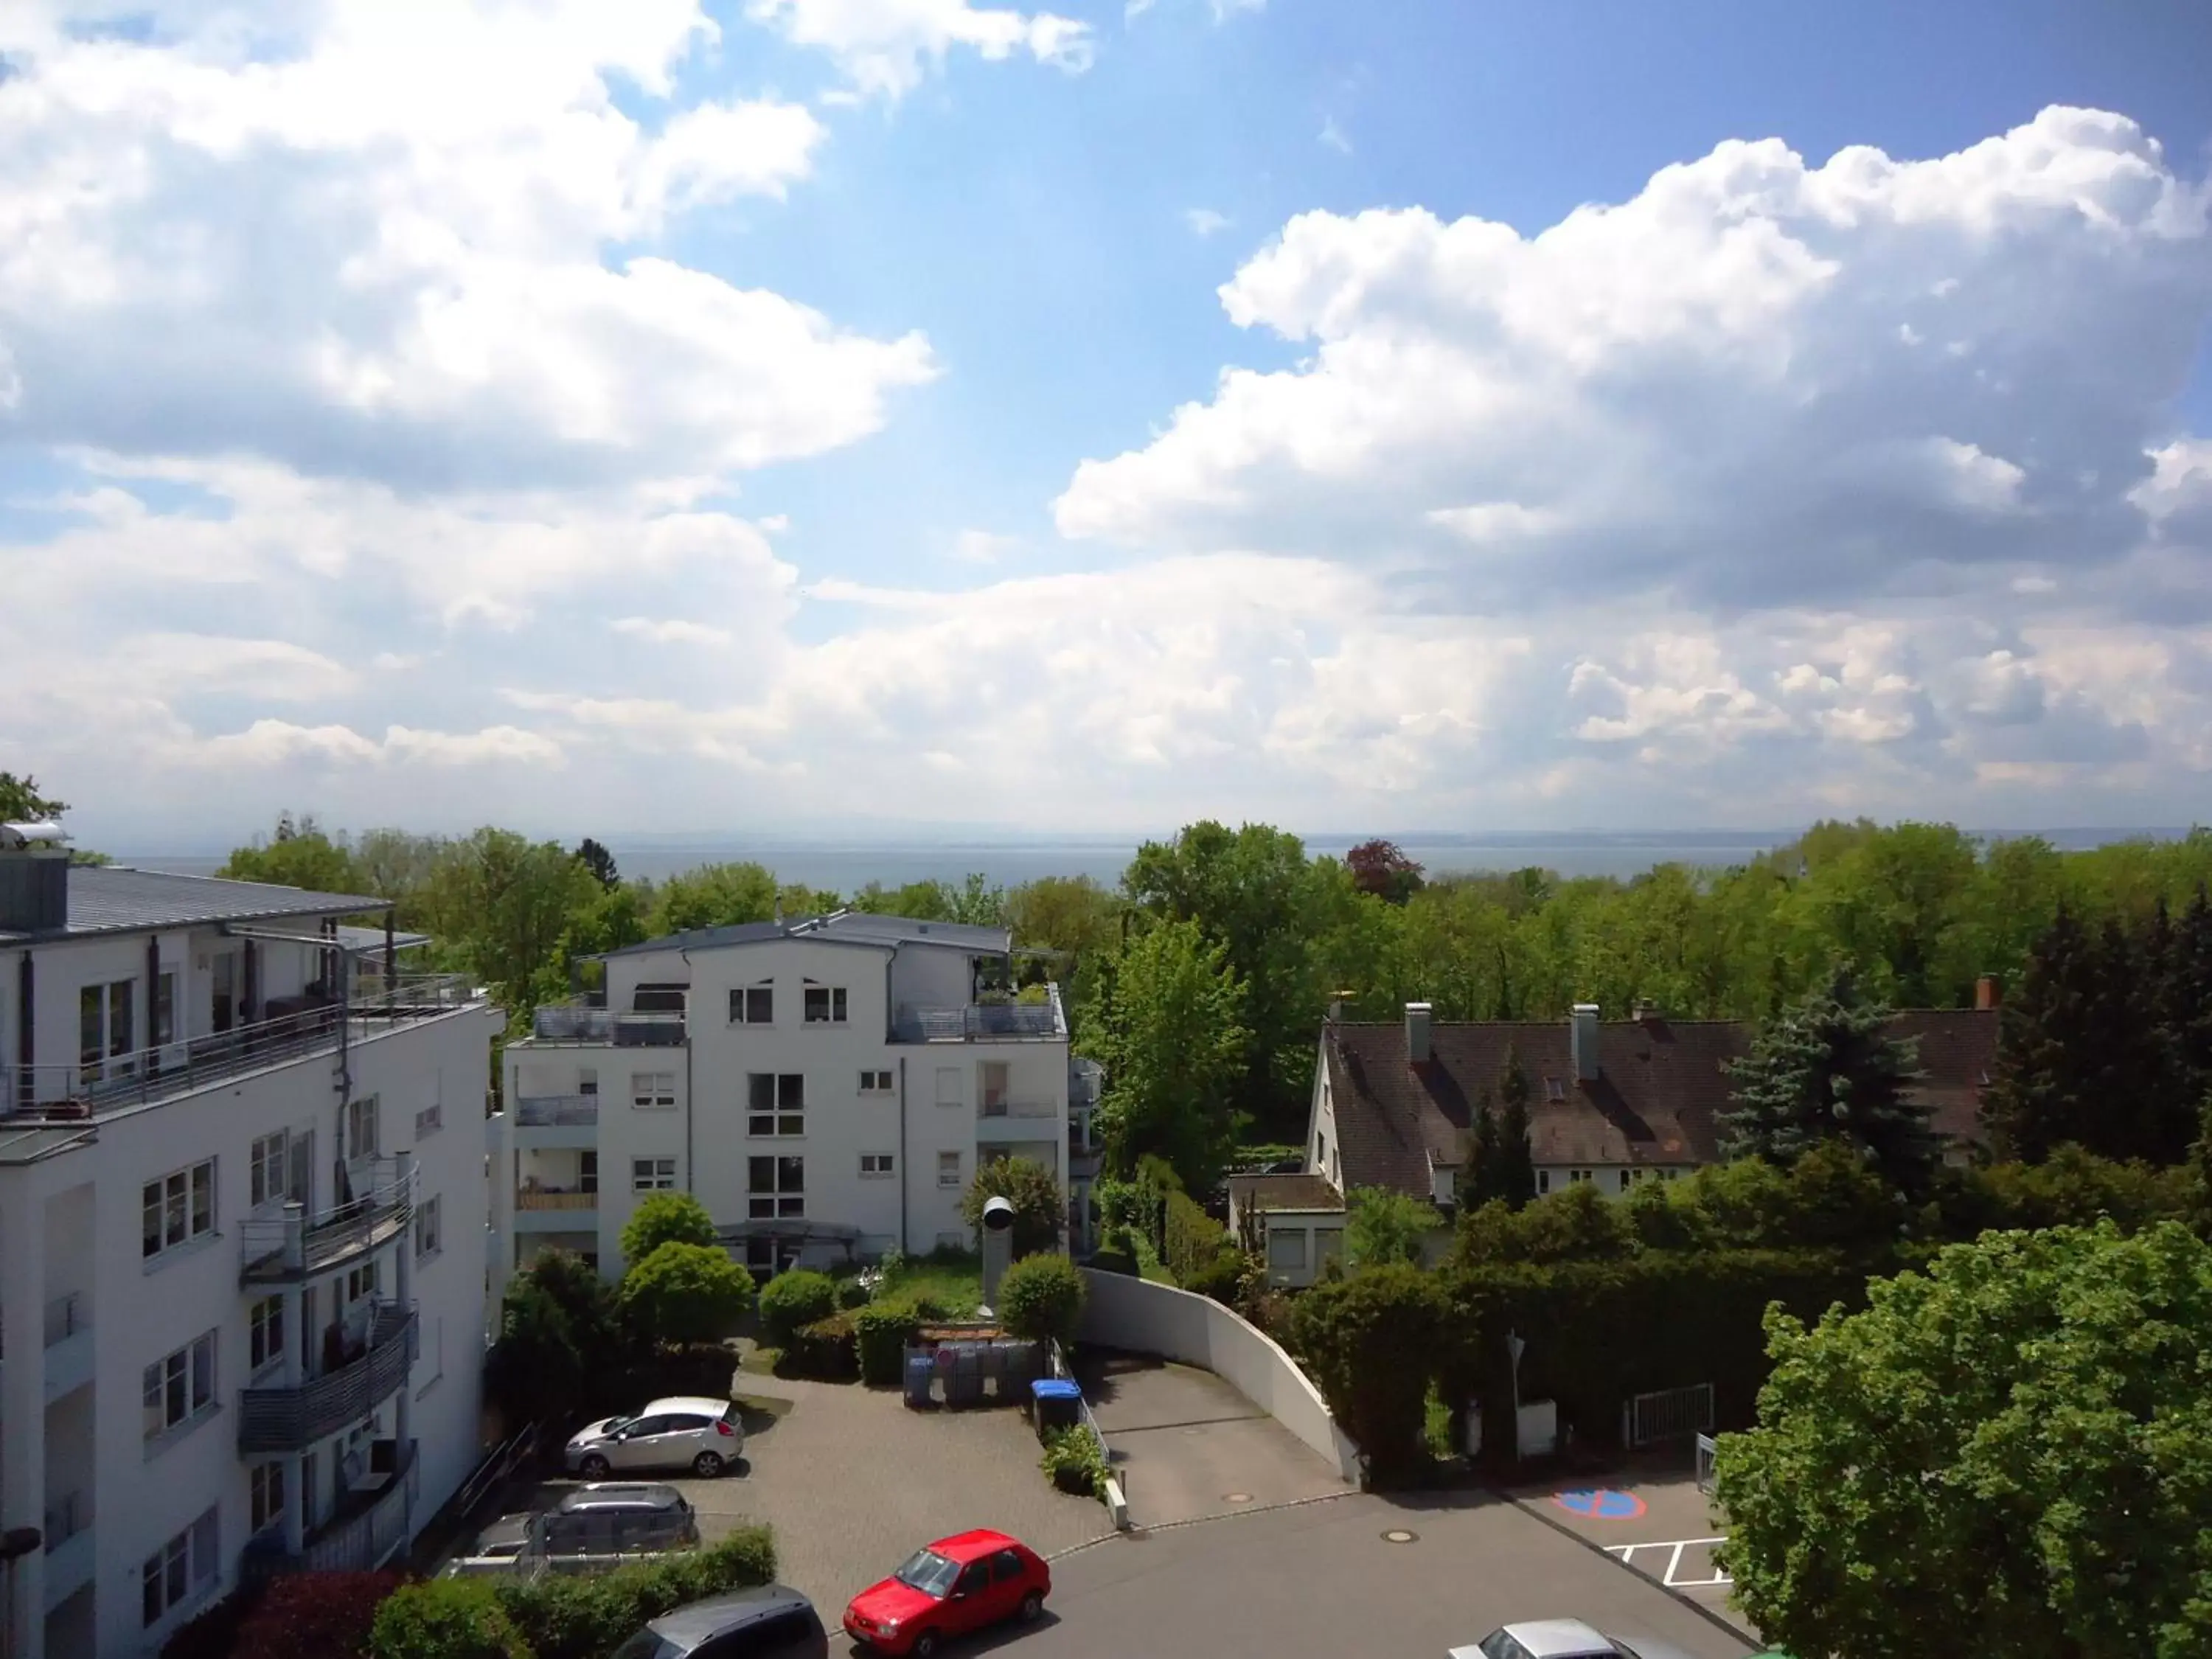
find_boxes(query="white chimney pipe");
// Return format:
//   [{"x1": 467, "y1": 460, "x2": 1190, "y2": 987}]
[
  {"x1": 1405, "y1": 1001, "x2": 1433, "y2": 1066},
  {"x1": 1570, "y1": 1004, "x2": 1600, "y2": 1082}
]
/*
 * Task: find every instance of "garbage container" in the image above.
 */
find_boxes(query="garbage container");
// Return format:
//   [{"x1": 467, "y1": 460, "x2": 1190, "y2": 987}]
[
  {"x1": 904, "y1": 1352, "x2": 937, "y2": 1410},
  {"x1": 945, "y1": 1345, "x2": 985, "y2": 1410},
  {"x1": 1031, "y1": 1379, "x2": 1082, "y2": 1437}
]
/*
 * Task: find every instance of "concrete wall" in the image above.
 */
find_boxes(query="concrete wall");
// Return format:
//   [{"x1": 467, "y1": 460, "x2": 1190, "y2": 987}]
[{"x1": 1075, "y1": 1269, "x2": 1361, "y2": 1483}]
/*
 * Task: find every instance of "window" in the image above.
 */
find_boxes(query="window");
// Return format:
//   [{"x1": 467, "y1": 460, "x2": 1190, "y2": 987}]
[
  {"x1": 1568, "y1": 1168, "x2": 1594, "y2": 1184},
  {"x1": 415, "y1": 1102, "x2": 444, "y2": 1138},
  {"x1": 1537, "y1": 1169, "x2": 1551, "y2": 1194},
  {"x1": 748, "y1": 1155, "x2": 805, "y2": 1219},
  {"x1": 860, "y1": 1153, "x2": 894, "y2": 1178},
  {"x1": 142, "y1": 1331, "x2": 217, "y2": 1443},
  {"x1": 415, "y1": 1195, "x2": 442, "y2": 1260},
  {"x1": 935, "y1": 1067, "x2": 961, "y2": 1108},
  {"x1": 979, "y1": 1060, "x2": 1010, "y2": 1113},
  {"x1": 1314, "y1": 1229, "x2": 1344, "y2": 1269},
  {"x1": 1267, "y1": 1228, "x2": 1308, "y2": 1270},
  {"x1": 250, "y1": 1461, "x2": 286, "y2": 1535},
  {"x1": 630, "y1": 1071, "x2": 677, "y2": 1110},
  {"x1": 937, "y1": 1150, "x2": 962, "y2": 1189},
  {"x1": 803, "y1": 983, "x2": 848, "y2": 1024},
  {"x1": 955, "y1": 1562, "x2": 990, "y2": 1597},
  {"x1": 729, "y1": 982, "x2": 773, "y2": 1024},
  {"x1": 990, "y1": 1548, "x2": 1026, "y2": 1584},
  {"x1": 633, "y1": 1158, "x2": 678, "y2": 1192},
  {"x1": 142, "y1": 1160, "x2": 216, "y2": 1262},
  {"x1": 345, "y1": 1261, "x2": 380, "y2": 1304},
  {"x1": 1544, "y1": 1077, "x2": 1566, "y2": 1102},
  {"x1": 248, "y1": 1296, "x2": 285, "y2": 1374},
  {"x1": 250, "y1": 1132, "x2": 288, "y2": 1208},
  {"x1": 80, "y1": 978, "x2": 136, "y2": 1079},
  {"x1": 577, "y1": 1067, "x2": 599, "y2": 1097},
  {"x1": 346, "y1": 1095, "x2": 379, "y2": 1161},
  {"x1": 142, "y1": 1506, "x2": 218, "y2": 1627},
  {"x1": 860, "y1": 1069, "x2": 894, "y2": 1093},
  {"x1": 154, "y1": 970, "x2": 176, "y2": 1047},
  {"x1": 580, "y1": 1151, "x2": 599, "y2": 1195},
  {"x1": 1620, "y1": 1169, "x2": 1634, "y2": 1192},
  {"x1": 746, "y1": 1073, "x2": 805, "y2": 1136}
]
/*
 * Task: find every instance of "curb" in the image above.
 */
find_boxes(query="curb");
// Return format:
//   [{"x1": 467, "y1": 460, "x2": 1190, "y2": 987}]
[
  {"x1": 1495, "y1": 1488, "x2": 1760, "y2": 1655},
  {"x1": 1047, "y1": 1486, "x2": 1359, "y2": 1559}
]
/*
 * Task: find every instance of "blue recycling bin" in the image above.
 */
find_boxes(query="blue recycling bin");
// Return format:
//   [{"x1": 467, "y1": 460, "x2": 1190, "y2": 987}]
[
  {"x1": 903, "y1": 1352, "x2": 937, "y2": 1409},
  {"x1": 1031, "y1": 1379, "x2": 1082, "y2": 1437}
]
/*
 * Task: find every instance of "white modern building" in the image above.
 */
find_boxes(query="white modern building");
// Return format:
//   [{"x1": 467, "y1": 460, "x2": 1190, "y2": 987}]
[
  {"x1": 0, "y1": 827, "x2": 501, "y2": 1659},
  {"x1": 492, "y1": 911, "x2": 1089, "y2": 1287}
]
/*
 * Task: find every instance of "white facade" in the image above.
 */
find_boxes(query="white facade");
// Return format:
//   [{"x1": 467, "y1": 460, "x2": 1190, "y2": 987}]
[
  {"x1": 492, "y1": 913, "x2": 1074, "y2": 1287},
  {"x1": 0, "y1": 861, "x2": 500, "y2": 1659}
]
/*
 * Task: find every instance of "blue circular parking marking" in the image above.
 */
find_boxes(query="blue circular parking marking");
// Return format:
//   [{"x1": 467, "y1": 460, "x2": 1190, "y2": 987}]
[{"x1": 1552, "y1": 1488, "x2": 1646, "y2": 1520}]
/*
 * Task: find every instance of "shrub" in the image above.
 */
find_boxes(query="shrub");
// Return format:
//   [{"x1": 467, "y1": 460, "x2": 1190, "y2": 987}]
[
  {"x1": 758, "y1": 1269, "x2": 840, "y2": 1346},
  {"x1": 619, "y1": 1193, "x2": 718, "y2": 1269},
  {"x1": 1181, "y1": 1247, "x2": 1248, "y2": 1306},
  {"x1": 854, "y1": 1298, "x2": 921, "y2": 1385},
  {"x1": 1040, "y1": 1425, "x2": 1111, "y2": 1498},
  {"x1": 1087, "y1": 1246, "x2": 1136, "y2": 1277},
  {"x1": 836, "y1": 1276, "x2": 872, "y2": 1311},
  {"x1": 369, "y1": 1580, "x2": 529, "y2": 1659},
  {"x1": 495, "y1": 1526, "x2": 776, "y2": 1659},
  {"x1": 997, "y1": 1251, "x2": 1087, "y2": 1346},
  {"x1": 621, "y1": 1242, "x2": 754, "y2": 1346},
  {"x1": 782, "y1": 1310, "x2": 860, "y2": 1380},
  {"x1": 962, "y1": 1157, "x2": 1065, "y2": 1257},
  {"x1": 1285, "y1": 1262, "x2": 1444, "y2": 1486},
  {"x1": 234, "y1": 1573, "x2": 401, "y2": 1659},
  {"x1": 1163, "y1": 1189, "x2": 1230, "y2": 1282},
  {"x1": 1345, "y1": 1186, "x2": 1444, "y2": 1267}
]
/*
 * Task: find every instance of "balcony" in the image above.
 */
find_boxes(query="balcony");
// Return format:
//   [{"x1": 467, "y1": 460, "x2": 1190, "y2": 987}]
[
  {"x1": 242, "y1": 1439, "x2": 418, "y2": 1581},
  {"x1": 515, "y1": 1093, "x2": 599, "y2": 1127},
  {"x1": 894, "y1": 989, "x2": 1067, "y2": 1044},
  {"x1": 529, "y1": 1003, "x2": 686, "y2": 1046},
  {"x1": 42, "y1": 1292, "x2": 92, "y2": 1404},
  {"x1": 239, "y1": 1304, "x2": 417, "y2": 1453},
  {"x1": 978, "y1": 1097, "x2": 1060, "y2": 1140},
  {"x1": 240, "y1": 1158, "x2": 415, "y2": 1284},
  {"x1": 42, "y1": 1490, "x2": 94, "y2": 1613},
  {"x1": 1, "y1": 974, "x2": 481, "y2": 1124}
]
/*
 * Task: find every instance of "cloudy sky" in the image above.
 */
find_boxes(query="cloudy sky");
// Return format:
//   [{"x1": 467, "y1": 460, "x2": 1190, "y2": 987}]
[{"x1": 4, "y1": 0, "x2": 2212, "y2": 848}]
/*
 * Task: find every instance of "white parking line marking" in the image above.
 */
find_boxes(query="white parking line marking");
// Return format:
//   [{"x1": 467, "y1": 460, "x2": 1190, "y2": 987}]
[{"x1": 1604, "y1": 1537, "x2": 1733, "y2": 1589}]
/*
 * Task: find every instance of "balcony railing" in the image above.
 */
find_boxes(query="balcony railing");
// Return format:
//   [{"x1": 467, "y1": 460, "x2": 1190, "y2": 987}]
[
  {"x1": 979, "y1": 1096, "x2": 1060, "y2": 1121},
  {"x1": 514, "y1": 1094, "x2": 600, "y2": 1127},
  {"x1": 243, "y1": 1439, "x2": 419, "y2": 1581},
  {"x1": 529, "y1": 1004, "x2": 686, "y2": 1046},
  {"x1": 515, "y1": 1189, "x2": 597, "y2": 1211},
  {"x1": 43, "y1": 1291, "x2": 86, "y2": 1348},
  {"x1": 894, "y1": 993, "x2": 1066, "y2": 1043},
  {"x1": 240, "y1": 1158, "x2": 416, "y2": 1284},
  {"x1": 44, "y1": 1489, "x2": 89, "y2": 1551},
  {"x1": 1, "y1": 974, "x2": 481, "y2": 1123},
  {"x1": 240, "y1": 1304, "x2": 417, "y2": 1453}
]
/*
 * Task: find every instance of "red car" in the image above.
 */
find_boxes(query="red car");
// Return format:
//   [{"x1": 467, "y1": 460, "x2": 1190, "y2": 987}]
[{"x1": 843, "y1": 1530, "x2": 1051, "y2": 1657}]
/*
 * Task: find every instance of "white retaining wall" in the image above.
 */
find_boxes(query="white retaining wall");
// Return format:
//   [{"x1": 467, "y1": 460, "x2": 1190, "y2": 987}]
[{"x1": 1076, "y1": 1269, "x2": 1362, "y2": 1483}]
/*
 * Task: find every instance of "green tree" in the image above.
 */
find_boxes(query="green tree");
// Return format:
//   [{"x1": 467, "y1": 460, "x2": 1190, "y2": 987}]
[
  {"x1": 484, "y1": 1281, "x2": 585, "y2": 1430},
  {"x1": 219, "y1": 814, "x2": 363, "y2": 895},
  {"x1": 644, "y1": 861, "x2": 782, "y2": 934},
  {"x1": 961, "y1": 1155, "x2": 1065, "y2": 1256},
  {"x1": 1716, "y1": 1221, "x2": 2212, "y2": 1659},
  {"x1": 619, "y1": 1192, "x2": 718, "y2": 1269},
  {"x1": 1343, "y1": 1186, "x2": 1442, "y2": 1267},
  {"x1": 1284, "y1": 1263, "x2": 1444, "y2": 1485},
  {"x1": 422, "y1": 827, "x2": 600, "y2": 1016},
  {"x1": 1079, "y1": 917, "x2": 1251, "y2": 1192},
  {"x1": 0, "y1": 772, "x2": 67, "y2": 820},
  {"x1": 1493, "y1": 1048, "x2": 1538, "y2": 1208},
  {"x1": 1721, "y1": 969, "x2": 1938, "y2": 1195},
  {"x1": 621, "y1": 1242, "x2": 755, "y2": 1346},
  {"x1": 574, "y1": 837, "x2": 620, "y2": 889},
  {"x1": 1458, "y1": 1090, "x2": 1503, "y2": 1208},
  {"x1": 995, "y1": 1251, "x2": 1087, "y2": 1345}
]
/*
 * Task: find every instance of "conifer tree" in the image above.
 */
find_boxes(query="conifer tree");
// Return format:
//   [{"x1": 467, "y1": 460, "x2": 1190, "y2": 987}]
[
  {"x1": 1983, "y1": 905, "x2": 2100, "y2": 1162},
  {"x1": 1460, "y1": 1088, "x2": 1503, "y2": 1208},
  {"x1": 1494, "y1": 1046, "x2": 1538, "y2": 1208}
]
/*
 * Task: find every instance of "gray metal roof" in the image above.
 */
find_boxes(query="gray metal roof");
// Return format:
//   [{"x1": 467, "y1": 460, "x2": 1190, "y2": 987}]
[
  {"x1": 0, "y1": 865, "x2": 389, "y2": 944},
  {"x1": 600, "y1": 909, "x2": 1011, "y2": 960}
]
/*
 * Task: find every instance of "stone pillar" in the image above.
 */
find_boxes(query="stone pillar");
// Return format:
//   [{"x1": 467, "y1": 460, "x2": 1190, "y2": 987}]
[{"x1": 0, "y1": 1183, "x2": 48, "y2": 1659}]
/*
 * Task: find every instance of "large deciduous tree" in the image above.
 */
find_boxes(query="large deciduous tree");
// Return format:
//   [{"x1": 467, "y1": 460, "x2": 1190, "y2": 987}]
[
  {"x1": 1716, "y1": 1221, "x2": 2212, "y2": 1659},
  {"x1": 1343, "y1": 1186, "x2": 1442, "y2": 1267},
  {"x1": 619, "y1": 1192, "x2": 719, "y2": 1269},
  {"x1": 219, "y1": 813, "x2": 364, "y2": 896},
  {"x1": 1079, "y1": 917, "x2": 1251, "y2": 1193},
  {"x1": 620, "y1": 1242, "x2": 756, "y2": 1346},
  {"x1": 1721, "y1": 969, "x2": 1938, "y2": 1194},
  {"x1": 961, "y1": 1155, "x2": 1065, "y2": 1256},
  {"x1": 1346, "y1": 838, "x2": 1425, "y2": 905},
  {"x1": 0, "y1": 772, "x2": 67, "y2": 821}
]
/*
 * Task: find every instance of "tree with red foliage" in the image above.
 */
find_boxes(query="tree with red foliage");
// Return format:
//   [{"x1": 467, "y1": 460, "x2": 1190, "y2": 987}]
[
  {"x1": 234, "y1": 1572, "x2": 403, "y2": 1659},
  {"x1": 1346, "y1": 839, "x2": 1425, "y2": 905}
]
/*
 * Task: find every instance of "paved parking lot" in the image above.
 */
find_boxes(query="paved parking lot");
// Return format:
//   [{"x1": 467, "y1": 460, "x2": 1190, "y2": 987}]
[{"x1": 1511, "y1": 1470, "x2": 1758, "y2": 1642}]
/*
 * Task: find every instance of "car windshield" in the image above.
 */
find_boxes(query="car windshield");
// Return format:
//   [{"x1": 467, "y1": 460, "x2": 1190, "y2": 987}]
[
  {"x1": 607, "y1": 1633, "x2": 678, "y2": 1659},
  {"x1": 597, "y1": 1416, "x2": 635, "y2": 1437},
  {"x1": 894, "y1": 1549, "x2": 960, "y2": 1596}
]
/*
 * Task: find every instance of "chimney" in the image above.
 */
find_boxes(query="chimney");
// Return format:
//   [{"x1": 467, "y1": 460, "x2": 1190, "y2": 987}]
[
  {"x1": 1405, "y1": 1001, "x2": 1433, "y2": 1066},
  {"x1": 1975, "y1": 975, "x2": 1999, "y2": 1011},
  {"x1": 1570, "y1": 1003, "x2": 1601, "y2": 1082},
  {"x1": 0, "y1": 823, "x2": 72, "y2": 934}
]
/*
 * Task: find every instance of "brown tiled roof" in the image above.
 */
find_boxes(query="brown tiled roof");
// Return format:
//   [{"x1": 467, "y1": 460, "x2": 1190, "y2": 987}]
[
  {"x1": 1226, "y1": 1172, "x2": 1343, "y2": 1214},
  {"x1": 1323, "y1": 1009, "x2": 1999, "y2": 1199}
]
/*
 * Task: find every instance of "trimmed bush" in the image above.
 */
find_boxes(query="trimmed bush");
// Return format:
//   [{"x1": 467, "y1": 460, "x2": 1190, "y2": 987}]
[
  {"x1": 997, "y1": 1251, "x2": 1086, "y2": 1346},
  {"x1": 621, "y1": 1242, "x2": 754, "y2": 1346},
  {"x1": 1285, "y1": 1262, "x2": 1444, "y2": 1486},
  {"x1": 758, "y1": 1269, "x2": 840, "y2": 1346},
  {"x1": 1087, "y1": 1245, "x2": 1137, "y2": 1277},
  {"x1": 782, "y1": 1310, "x2": 860, "y2": 1380},
  {"x1": 836, "y1": 1276, "x2": 872, "y2": 1311},
  {"x1": 495, "y1": 1526, "x2": 776, "y2": 1659},
  {"x1": 619, "y1": 1192, "x2": 718, "y2": 1267},
  {"x1": 1163, "y1": 1189, "x2": 1230, "y2": 1282},
  {"x1": 369, "y1": 1580, "x2": 529, "y2": 1659},
  {"x1": 854, "y1": 1298, "x2": 921, "y2": 1385}
]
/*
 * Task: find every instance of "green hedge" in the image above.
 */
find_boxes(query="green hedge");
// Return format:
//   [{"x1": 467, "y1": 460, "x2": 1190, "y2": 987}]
[
  {"x1": 782, "y1": 1310, "x2": 860, "y2": 1381},
  {"x1": 1163, "y1": 1189, "x2": 1230, "y2": 1283},
  {"x1": 369, "y1": 1581, "x2": 529, "y2": 1659},
  {"x1": 758, "y1": 1270, "x2": 840, "y2": 1346},
  {"x1": 854, "y1": 1299, "x2": 922, "y2": 1385},
  {"x1": 997, "y1": 1252, "x2": 1087, "y2": 1345},
  {"x1": 490, "y1": 1527, "x2": 777, "y2": 1659}
]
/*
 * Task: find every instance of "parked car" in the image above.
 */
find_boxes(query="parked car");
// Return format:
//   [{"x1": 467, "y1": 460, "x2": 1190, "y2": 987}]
[
  {"x1": 568, "y1": 1396, "x2": 746, "y2": 1478},
  {"x1": 539, "y1": 1483, "x2": 700, "y2": 1555},
  {"x1": 611, "y1": 1584, "x2": 830, "y2": 1659},
  {"x1": 844, "y1": 1529, "x2": 1051, "y2": 1657},
  {"x1": 1453, "y1": 1621, "x2": 1697, "y2": 1659}
]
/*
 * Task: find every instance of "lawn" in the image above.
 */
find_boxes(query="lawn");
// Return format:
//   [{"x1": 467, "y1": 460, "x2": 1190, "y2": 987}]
[{"x1": 879, "y1": 1249, "x2": 984, "y2": 1317}]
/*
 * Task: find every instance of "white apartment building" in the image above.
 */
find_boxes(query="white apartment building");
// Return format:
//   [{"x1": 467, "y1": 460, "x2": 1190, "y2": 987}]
[
  {"x1": 0, "y1": 829, "x2": 502, "y2": 1659},
  {"x1": 492, "y1": 911, "x2": 1091, "y2": 1286}
]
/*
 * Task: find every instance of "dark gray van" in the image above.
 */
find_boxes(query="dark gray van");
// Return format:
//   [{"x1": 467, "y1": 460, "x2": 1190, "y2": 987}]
[
  {"x1": 535, "y1": 1482, "x2": 699, "y2": 1557},
  {"x1": 611, "y1": 1585, "x2": 829, "y2": 1659}
]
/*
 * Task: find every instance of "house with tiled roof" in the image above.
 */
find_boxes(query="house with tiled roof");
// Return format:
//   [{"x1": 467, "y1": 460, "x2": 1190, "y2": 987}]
[{"x1": 1234, "y1": 991, "x2": 2001, "y2": 1287}]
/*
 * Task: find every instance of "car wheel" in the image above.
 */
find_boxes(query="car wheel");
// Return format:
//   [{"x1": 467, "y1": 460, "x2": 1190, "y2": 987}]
[
  {"x1": 692, "y1": 1450, "x2": 725, "y2": 1478},
  {"x1": 577, "y1": 1454, "x2": 611, "y2": 1480},
  {"x1": 1018, "y1": 1590, "x2": 1044, "y2": 1623},
  {"x1": 909, "y1": 1630, "x2": 940, "y2": 1658}
]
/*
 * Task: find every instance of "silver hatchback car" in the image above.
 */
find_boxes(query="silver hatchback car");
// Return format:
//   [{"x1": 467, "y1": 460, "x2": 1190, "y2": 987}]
[{"x1": 567, "y1": 1395, "x2": 746, "y2": 1478}]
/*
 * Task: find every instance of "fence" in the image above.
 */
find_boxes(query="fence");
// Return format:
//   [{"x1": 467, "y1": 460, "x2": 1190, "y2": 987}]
[
  {"x1": 1046, "y1": 1339, "x2": 1125, "y2": 1514},
  {"x1": 411, "y1": 1420, "x2": 543, "y2": 1574},
  {"x1": 1621, "y1": 1382, "x2": 1715, "y2": 1450},
  {"x1": 1695, "y1": 1433, "x2": 1718, "y2": 1495}
]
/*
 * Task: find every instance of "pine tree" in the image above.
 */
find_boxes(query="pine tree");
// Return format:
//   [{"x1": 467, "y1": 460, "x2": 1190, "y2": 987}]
[
  {"x1": 1722, "y1": 968, "x2": 1938, "y2": 1195},
  {"x1": 1983, "y1": 905, "x2": 2101, "y2": 1162},
  {"x1": 1460, "y1": 1089, "x2": 1503, "y2": 1208},
  {"x1": 2163, "y1": 888, "x2": 2212, "y2": 1141},
  {"x1": 1495, "y1": 1046, "x2": 1538, "y2": 1208}
]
